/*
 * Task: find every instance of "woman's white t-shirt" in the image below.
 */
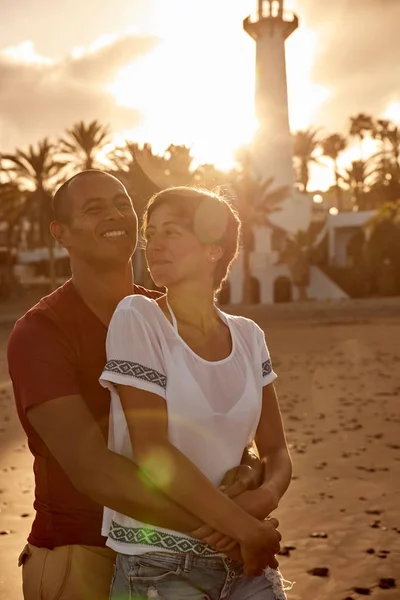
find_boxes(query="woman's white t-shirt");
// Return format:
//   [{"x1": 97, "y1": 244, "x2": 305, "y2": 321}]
[{"x1": 99, "y1": 294, "x2": 277, "y2": 556}]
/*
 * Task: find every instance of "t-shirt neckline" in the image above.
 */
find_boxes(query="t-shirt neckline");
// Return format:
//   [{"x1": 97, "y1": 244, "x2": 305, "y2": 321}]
[
  {"x1": 68, "y1": 279, "x2": 142, "y2": 331},
  {"x1": 150, "y1": 298, "x2": 236, "y2": 366}
]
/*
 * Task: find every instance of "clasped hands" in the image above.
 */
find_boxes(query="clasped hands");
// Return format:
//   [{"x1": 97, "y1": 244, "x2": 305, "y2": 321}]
[{"x1": 191, "y1": 465, "x2": 282, "y2": 575}]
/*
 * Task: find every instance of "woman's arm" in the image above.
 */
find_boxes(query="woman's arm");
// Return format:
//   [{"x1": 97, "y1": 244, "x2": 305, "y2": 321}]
[
  {"x1": 118, "y1": 383, "x2": 263, "y2": 539},
  {"x1": 192, "y1": 383, "x2": 291, "y2": 551},
  {"x1": 117, "y1": 383, "x2": 281, "y2": 574},
  {"x1": 234, "y1": 383, "x2": 292, "y2": 520}
]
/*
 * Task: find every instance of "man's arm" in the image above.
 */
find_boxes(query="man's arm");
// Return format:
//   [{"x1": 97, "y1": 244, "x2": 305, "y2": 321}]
[
  {"x1": 27, "y1": 395, "x2": 202, "y2": 531},
  {"x1": 8, "y1": 315, "x2": 200, "y2": 532}
]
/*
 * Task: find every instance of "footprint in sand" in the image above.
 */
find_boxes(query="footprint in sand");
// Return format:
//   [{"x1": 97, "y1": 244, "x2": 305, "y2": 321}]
[
  {"x1": 307, "y1": 567, "x2": 330, "y2": 577},
  {"x1": 352, "y1": 587, "x2": 372, "y2": 596}
]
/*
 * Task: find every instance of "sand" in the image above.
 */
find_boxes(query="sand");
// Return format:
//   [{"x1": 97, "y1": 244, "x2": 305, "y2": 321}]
[{"x1": 0, "y1": 298, "x2": 399, "y2": 600}]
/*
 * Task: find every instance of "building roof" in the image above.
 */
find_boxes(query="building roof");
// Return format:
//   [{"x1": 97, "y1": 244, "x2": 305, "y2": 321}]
[{"x1": 326, "y1": 210, "x2": 376, "y2": 229}]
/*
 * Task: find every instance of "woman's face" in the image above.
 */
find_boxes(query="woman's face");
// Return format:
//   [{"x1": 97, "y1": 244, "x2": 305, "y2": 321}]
[{"x1": 145, "y1": 203, "x2": 217, "y2": 289}]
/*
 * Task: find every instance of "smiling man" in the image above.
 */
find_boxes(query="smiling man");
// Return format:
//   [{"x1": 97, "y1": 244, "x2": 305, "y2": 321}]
[{"x1": 7, "y1": 170, "x2": 275, "y2": 600}]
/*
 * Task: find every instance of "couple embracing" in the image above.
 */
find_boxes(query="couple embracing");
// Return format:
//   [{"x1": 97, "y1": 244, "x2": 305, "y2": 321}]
[{"x1": 8, "y1": 170, "x2": 292, "y2": 600}]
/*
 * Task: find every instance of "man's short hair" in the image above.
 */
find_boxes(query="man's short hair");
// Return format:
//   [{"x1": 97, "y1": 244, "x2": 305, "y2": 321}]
[{"x1": 52, "y1": 170, "x2": 109, "y2": 223}]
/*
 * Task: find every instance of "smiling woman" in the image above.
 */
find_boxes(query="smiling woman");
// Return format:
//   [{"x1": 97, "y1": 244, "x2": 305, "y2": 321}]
[{"x1": 99, "y1": 183, "x2": 291, "y2": 600}]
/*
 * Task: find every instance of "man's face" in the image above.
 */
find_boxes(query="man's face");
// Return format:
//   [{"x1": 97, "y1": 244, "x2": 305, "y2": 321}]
[{"x1": 62, "y1": 173, "x2": 138, "y2": 267}]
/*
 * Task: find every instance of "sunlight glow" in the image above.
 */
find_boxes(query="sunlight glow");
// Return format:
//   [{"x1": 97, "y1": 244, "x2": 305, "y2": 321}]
[
  {"x1": 2, "y1": 41, "x2": 52, "y2": 65},
  {"x1": 286, "y1": 27, "x2": 331, "y2": 130},
  {"x1": 108, "y1": 38, "x2": 257, "y2": 171},
  {"x1": 109, "y1": 3, "x2": 325, "y2": 170},
  {"x1": 384, "y1": 101, "x2": 400, "y2": 124}
]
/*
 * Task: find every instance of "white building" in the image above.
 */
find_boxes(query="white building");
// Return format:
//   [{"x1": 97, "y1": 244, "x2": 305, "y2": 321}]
[
  {"x1": 222, "y1": 222, "x2": 348, "y2": 305},
  {"x1": 223, "y1": 0, "x2": 347, "y2": 304},
  {"x1": 316, "y1": 210, "x2": 376, "y2": 268}
]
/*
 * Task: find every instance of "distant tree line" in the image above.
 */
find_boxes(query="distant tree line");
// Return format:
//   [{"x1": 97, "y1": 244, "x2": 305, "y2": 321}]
[
  {"x1": 293, "y1": 113, "x2": 400, "y2": 211},
  {"x1": 1, "y1": 114, "x2": 399, "y2": 300},
  {"x1": 0, "y1": 120, "x2": 288, "y2": 301}
]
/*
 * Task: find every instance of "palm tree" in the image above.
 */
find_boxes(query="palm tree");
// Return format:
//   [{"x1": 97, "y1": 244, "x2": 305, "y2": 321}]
[
  {"x1": 111, "y1": 141, "x2": 165, "y2": 200},
  {"x1": 0, "y1": 181, "x2": 26, "y2": 294},
  {"x1": 163, "y1": 144, "x2": 194, "y2": 186},
  {"x1": 194, "y1": 163, "x2": 227, "y2": 189},
  {"x1": 0, "y1": 139, "x2": 62, "y2": 289},
  {"x1": 349, "y1": 113, "x2": 374, "y2": 159},
  {"x1": 292, "y1": 128, "x2": 321, "y2": 192},
  {"x1": 230, "y1": 152, "x2": 289, "y2": 303},
  {"x1": 321, "y1": 133, "x2": 347, "y2": 210},
  {"x1": 339, "y1": 159, "x2": 373, "y2": 209},
  {"x1": 372, "y1": 120, "x2": 400, "y2": 180},
  {"x1": 113, "y1": 141, "x2": 194, "y2": 193},
  {"x1": 386, "y1": 126, "x2": 400, "y2": 175},
  {"x1": 58, "y1": 120, "x2": 111, "y2": 173}
]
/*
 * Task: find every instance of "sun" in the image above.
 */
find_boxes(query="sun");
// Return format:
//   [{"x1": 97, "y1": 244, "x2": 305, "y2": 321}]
[
  {"x1": 108, "y1": 1, "x2": 328, "y2": 172},
  {"x1": 108, "y1": 43, "x2": 258, "y2": 171},
  {"x1": 384, "y1": 101, "x2": 400, "y2": 123}
]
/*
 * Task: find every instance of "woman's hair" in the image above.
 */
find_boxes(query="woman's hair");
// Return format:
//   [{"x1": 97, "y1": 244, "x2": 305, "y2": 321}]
[{"x1": 142, "y1": 186, "x2": 241, "y2": 292}]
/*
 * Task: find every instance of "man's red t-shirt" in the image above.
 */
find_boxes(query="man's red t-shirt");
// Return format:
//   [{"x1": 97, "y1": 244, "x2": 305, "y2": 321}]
[{"x1": 7, "y1": 279, "x2": 160, "y2": 549}]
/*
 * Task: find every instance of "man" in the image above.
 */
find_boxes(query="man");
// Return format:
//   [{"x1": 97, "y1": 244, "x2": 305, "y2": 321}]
[{"x1": 8, "y1": 170, "x2": 281, "y2": 600}]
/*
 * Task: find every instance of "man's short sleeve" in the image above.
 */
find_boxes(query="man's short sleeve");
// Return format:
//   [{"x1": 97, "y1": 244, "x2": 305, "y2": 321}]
[
  {"x1": 100, "y1": 303, "x2": 167, "y2": 399},
  {"x1": 7, "y1": 314, "x2": 81, "y2": 414}
]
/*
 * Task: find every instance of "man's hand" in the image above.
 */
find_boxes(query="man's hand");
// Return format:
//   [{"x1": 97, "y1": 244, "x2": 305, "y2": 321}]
[
  {"x1": 190, "y1": 484, "x2": 278, "y2": 548},
  {"x1": 239, "y1": 517, "x2": 281, "y2": 575},
  {"x1": 219, "y1": 464, "x2": 260, "y2": 499}
]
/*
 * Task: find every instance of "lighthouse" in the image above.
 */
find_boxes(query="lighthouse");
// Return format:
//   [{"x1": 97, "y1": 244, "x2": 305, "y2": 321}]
[
  {"x1": 225, "y1": 1, "x2": 345, "y2": 304},
  {"x1": 244, "y1": 0, "x2": 298, "y2": 194}
]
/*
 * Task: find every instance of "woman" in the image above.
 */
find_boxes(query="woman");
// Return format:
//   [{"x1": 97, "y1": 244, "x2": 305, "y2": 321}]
[{"x1": 100, "y1": 187, "x2": 292, "y2": 600}]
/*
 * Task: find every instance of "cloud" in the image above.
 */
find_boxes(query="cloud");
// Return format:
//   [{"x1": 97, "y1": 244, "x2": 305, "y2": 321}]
[
  {"x1": 294, "y1": 0, "x2": 400, "y2": 132},
  {"x1": 65, "y1": 32, "x2": 158, "y2": 85},
  {"x1": 0, "y1": 32, "x2": 159, "y2": 150}
]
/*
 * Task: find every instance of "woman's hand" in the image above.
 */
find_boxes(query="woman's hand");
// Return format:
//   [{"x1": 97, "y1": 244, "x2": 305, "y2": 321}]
[
  {"x1": 219, "y1": 464, "x2": 260, "y2": 498},
  {"x1": 234, "y1": 484, "x2": 279, "y2": 521}
]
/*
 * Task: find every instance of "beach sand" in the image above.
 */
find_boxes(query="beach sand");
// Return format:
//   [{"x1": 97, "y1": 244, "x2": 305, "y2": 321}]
[{"x1": 0, "y1": 299, "x2": 399, "y2": 599}]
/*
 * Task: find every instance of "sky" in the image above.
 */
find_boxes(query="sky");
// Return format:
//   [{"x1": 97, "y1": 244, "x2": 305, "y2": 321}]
[{"x1": 1, "y1": 0, "x2": 400, "y2": 190}]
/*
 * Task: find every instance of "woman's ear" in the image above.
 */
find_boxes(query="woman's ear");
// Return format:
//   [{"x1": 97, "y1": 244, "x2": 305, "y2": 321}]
[{"x1": 208, "y1": 244, "x2": 224, "y2": 263}]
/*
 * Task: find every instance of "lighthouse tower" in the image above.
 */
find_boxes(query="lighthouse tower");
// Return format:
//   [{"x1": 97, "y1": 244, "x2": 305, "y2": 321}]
[
  {"x1": 244, "y1": 0, "x2": 298, "y2": 193},
  {"x1": 225, "y1": 1, "x2": 345, "y2": 304}
]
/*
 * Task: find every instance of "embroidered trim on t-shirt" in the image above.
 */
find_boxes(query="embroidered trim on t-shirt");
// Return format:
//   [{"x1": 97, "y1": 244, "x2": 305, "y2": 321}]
[
  {"x1": 262, "y1": 359, "x2": 272, "y2": 377},
  {"x1": 109, "y1": 520, "x2": 219, "y2": 557},
  {"x1": 104, "y1": 360, "x2": 167, "y2": 389}
]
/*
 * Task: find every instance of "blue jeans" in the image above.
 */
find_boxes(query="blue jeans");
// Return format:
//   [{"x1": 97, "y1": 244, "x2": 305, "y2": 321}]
[{"x1": 110, "y1": 552, "x2": 288, "y2": 600}]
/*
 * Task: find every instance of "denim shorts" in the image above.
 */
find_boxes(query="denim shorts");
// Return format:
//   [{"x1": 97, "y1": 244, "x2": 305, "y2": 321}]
[{"x1": 110, "y1": 551, "x2": 288, "y2": 600}]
